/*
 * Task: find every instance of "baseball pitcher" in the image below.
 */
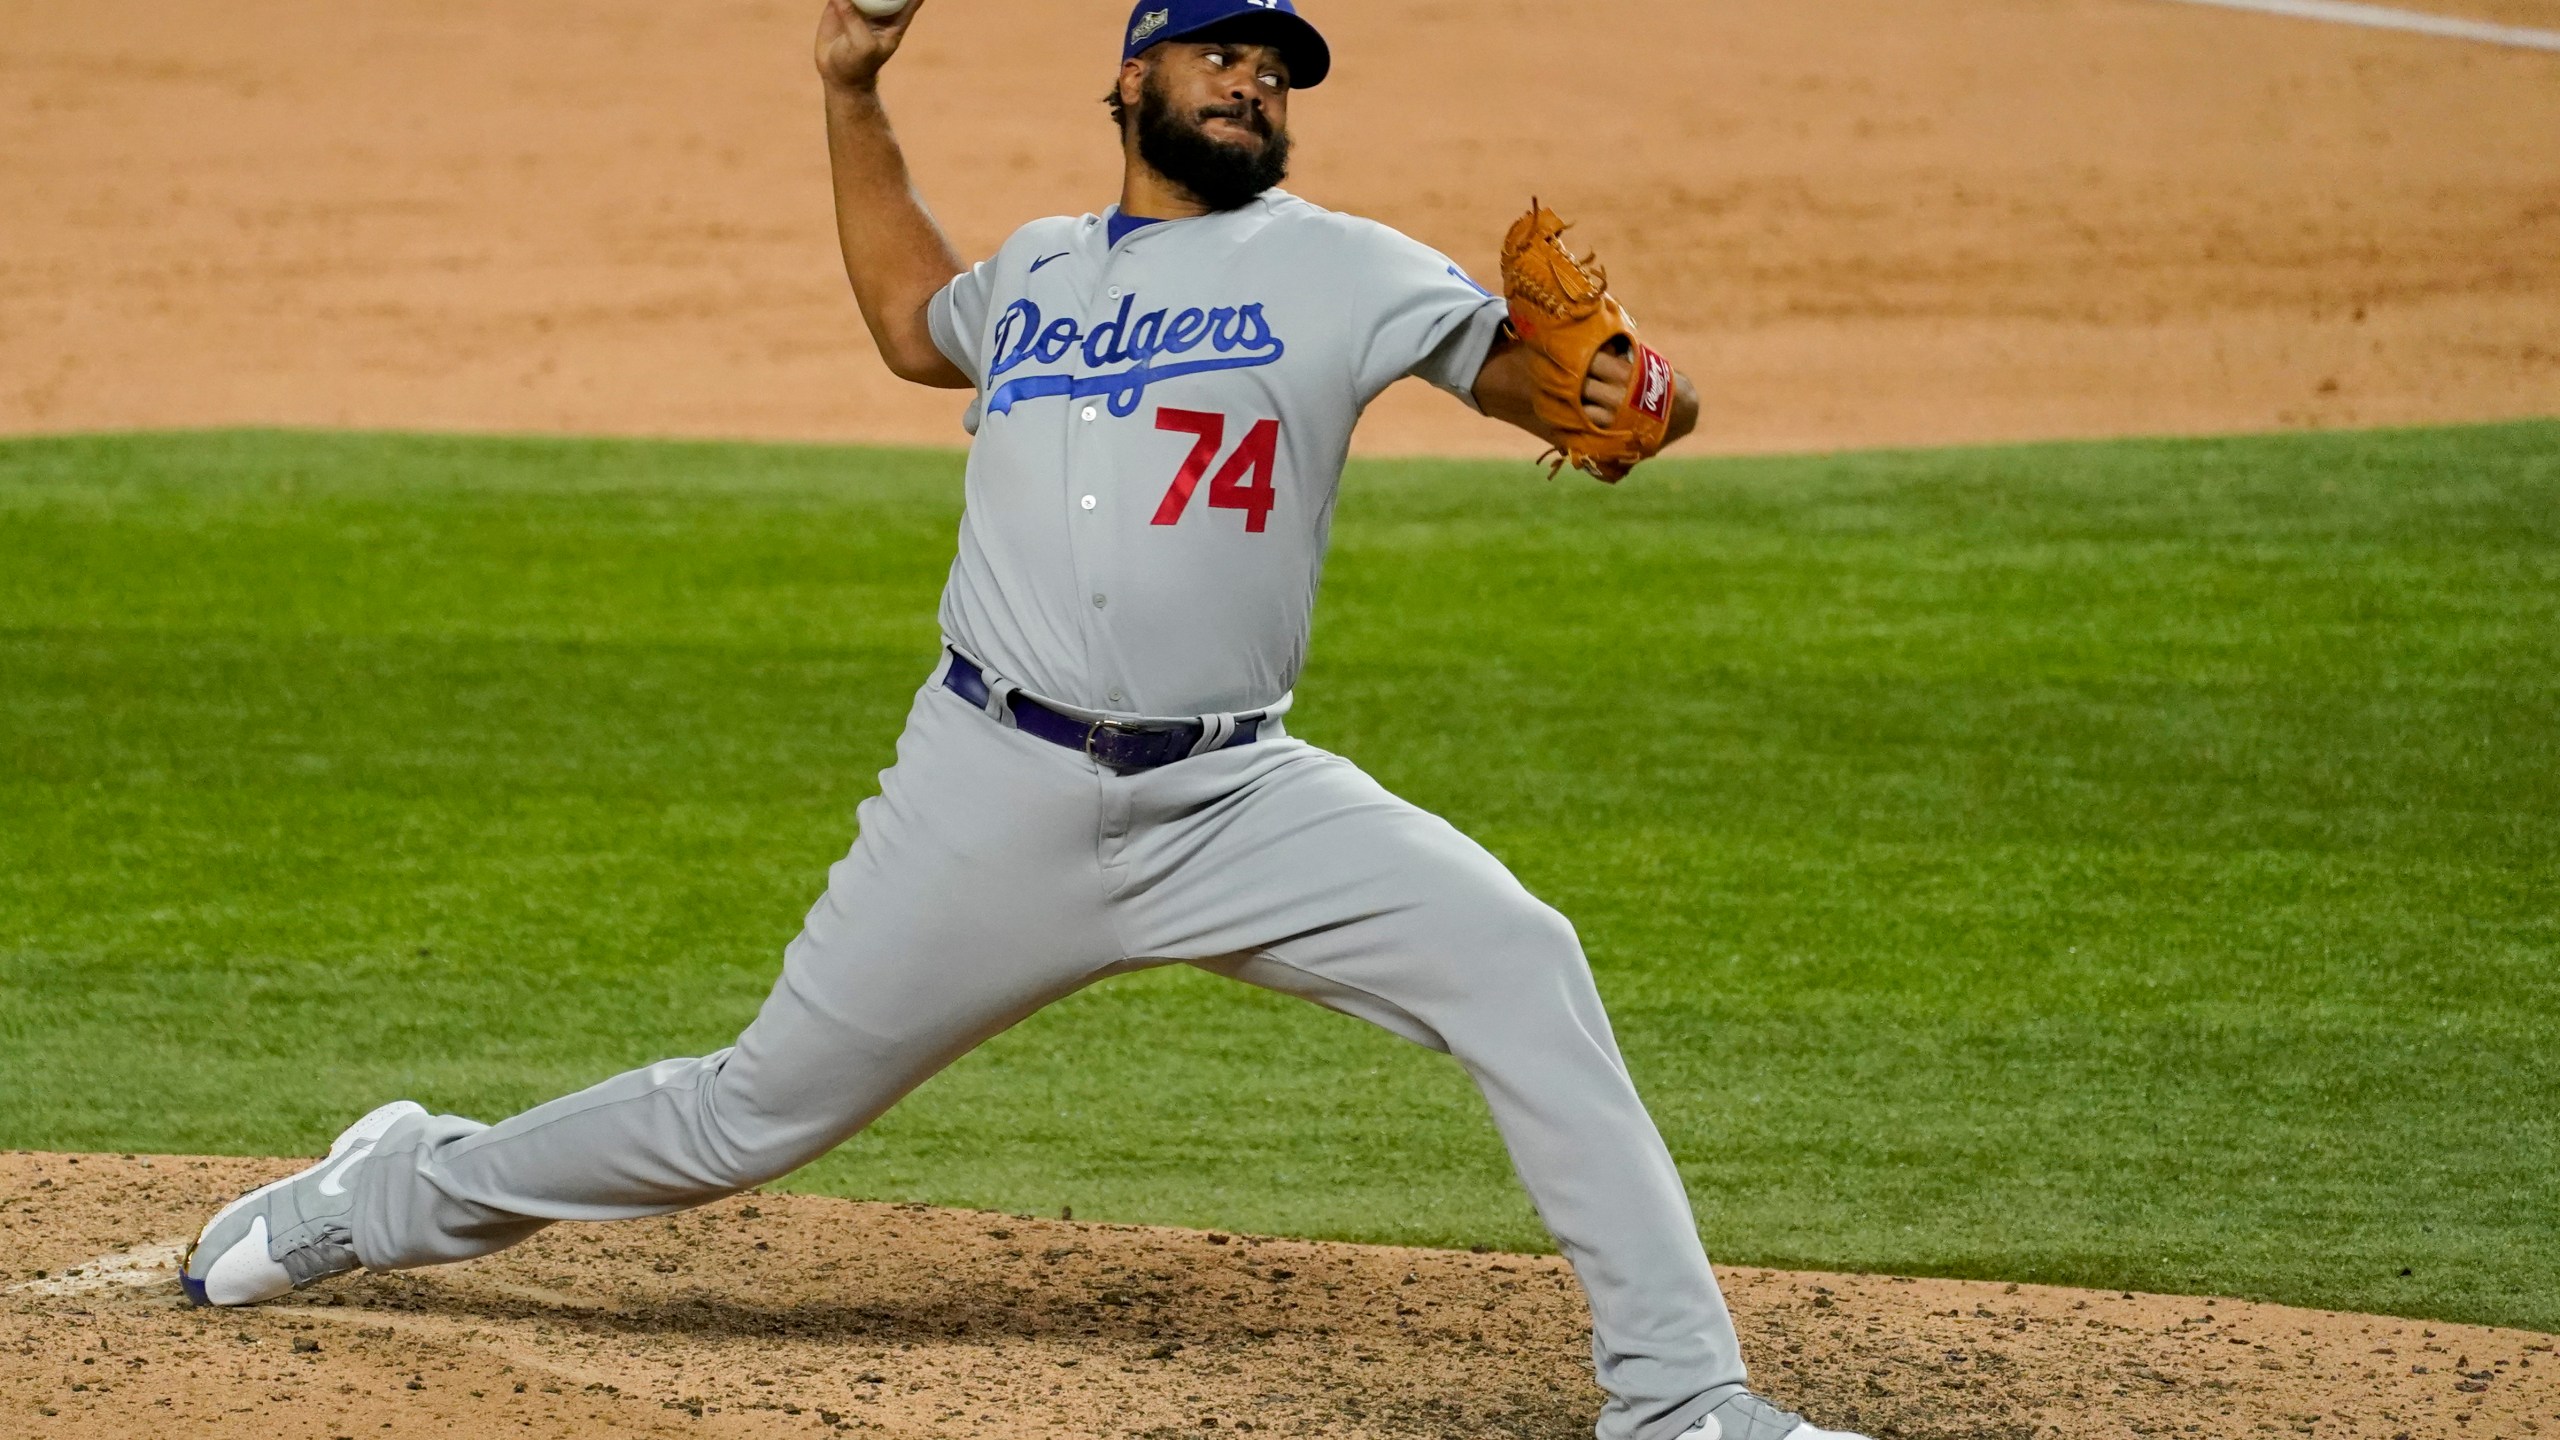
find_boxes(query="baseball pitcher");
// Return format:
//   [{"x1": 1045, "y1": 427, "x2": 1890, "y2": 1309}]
[{"x1": 183, "y1": 4, "x2": 1870, "y2": 1438}]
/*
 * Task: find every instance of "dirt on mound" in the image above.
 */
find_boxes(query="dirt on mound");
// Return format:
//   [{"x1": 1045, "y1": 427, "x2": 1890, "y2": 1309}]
[
  {"x1": 5, "y1": 1153, "x2": 2551, "y2": 1440},
  {"x1": 5, "y1": 0, "x2": 2557, "y2": 456}
]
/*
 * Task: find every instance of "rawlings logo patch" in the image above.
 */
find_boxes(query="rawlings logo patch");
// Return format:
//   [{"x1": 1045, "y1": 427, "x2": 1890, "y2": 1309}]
[
  {"x1": 1130, "y1": 9, "x2": 1171, "y2": 45},
  {"x1": 1631, "y1": 345, "x2": 1674, "y2": 422}
]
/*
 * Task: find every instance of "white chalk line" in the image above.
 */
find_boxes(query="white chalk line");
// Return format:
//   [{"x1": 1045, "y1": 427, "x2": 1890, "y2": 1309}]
[
  {"x1": 8, "y1": 1240, "x2": 188, "y2": 1297},
  {"x1": 2157, "y1": 0, "x2": 2560, "y2": 51}
]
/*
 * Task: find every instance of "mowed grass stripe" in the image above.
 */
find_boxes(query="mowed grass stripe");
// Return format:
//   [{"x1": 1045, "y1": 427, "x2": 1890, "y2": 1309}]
[{"x1": 1, "y1": 425, "x2": 2552, "y2": 1331}]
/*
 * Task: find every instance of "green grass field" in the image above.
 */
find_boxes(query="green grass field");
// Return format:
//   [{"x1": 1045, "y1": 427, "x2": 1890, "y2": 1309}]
[{"x1": 3, "y1": 425, "x2": 2554, "y2": 1332}]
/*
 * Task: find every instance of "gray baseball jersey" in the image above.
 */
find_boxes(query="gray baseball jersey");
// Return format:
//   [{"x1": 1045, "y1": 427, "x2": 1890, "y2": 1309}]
[{"x1": 926, "y1": 189, "x2": 1508, "y2": 718}]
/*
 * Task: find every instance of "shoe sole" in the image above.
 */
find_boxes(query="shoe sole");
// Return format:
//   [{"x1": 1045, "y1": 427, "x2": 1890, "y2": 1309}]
[{"x1": 181, "y1": 1100, "x2": 426, "y2": 1306}]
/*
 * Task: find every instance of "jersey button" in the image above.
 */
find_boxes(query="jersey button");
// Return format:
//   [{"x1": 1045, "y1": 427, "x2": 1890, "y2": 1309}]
[
  {"x1": 1081, "y1": 406, "x2": 1098, "y2": 422},
  {"x1": 1107, "y1": 286, "x2": 1122, "y2": 299},
  {"x1": 1109, "y1": 690, "x2": 1127, "y2": 706},
  {"x1": 1091, "y1": 593, "x2": 1108, "y2": 609},
  {"x1": 1080, "y1": 495, "x2": 1097, "y2": 510}
]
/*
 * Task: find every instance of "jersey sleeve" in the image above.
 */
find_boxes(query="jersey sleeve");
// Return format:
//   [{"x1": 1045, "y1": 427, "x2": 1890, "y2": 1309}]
[
  {"x1": 927, "y1": 255, "x2": 1001, "y2": 384},
  {"x1": 1351, "y1": 224, "x2": 1511, "y2": 410}
]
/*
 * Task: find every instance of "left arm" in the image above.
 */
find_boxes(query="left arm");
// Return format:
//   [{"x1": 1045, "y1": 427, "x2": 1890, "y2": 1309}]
[{"x1": 1473, "y1": 338, "x2": 1701, "y2": 454}]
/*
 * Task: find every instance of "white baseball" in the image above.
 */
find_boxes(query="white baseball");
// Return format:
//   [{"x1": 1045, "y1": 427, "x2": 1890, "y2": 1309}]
[{"x1": 850, "y1": 0, "x2": 909, "y2": 17}]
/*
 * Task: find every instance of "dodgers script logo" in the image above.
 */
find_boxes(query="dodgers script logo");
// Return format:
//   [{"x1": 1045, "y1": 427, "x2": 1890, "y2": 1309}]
[{"x1": 985, "y1": 293, "x2": 1286, "y2": 418}]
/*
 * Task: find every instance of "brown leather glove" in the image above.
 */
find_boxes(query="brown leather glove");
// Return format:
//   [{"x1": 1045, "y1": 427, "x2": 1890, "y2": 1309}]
[{"x1": 1498, "y1": 200, "x2": 1676, "y2": 483}]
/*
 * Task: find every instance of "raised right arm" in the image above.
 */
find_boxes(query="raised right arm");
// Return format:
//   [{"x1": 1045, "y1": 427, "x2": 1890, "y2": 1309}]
[{"x1": 816, "y1": 0, "x2": 972, "y2": 388}]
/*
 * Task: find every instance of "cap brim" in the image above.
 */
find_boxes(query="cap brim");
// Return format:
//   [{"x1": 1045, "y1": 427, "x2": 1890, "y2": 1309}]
[{"x1": 1161, "y1": 11, "x2": 1332, "y2": 89}]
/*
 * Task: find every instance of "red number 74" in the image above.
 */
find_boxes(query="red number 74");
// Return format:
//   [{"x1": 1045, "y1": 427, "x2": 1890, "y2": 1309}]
[{"x1": 1151, "y1": 409, "x2": 1279, "y2": 534}]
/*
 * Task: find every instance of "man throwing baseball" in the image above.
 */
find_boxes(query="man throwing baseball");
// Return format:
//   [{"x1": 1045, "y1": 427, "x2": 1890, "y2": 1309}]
[{"x1": 183, "y1": 4, "x2": 1871, "y2": 1438}]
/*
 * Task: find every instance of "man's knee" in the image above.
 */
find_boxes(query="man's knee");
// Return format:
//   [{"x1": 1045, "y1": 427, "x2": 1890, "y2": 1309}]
[
  {"x1": 1517, "y1": 895, "x2": 1586, "y2": 964},
  {"x1": 1436, "y1": 885, "x2": 1594, "y2": 994},
  {"x1": 694, "y1": 1048, "x2": 869, "y2": 1191},
  {"x1": 1409, "y1": 884, "x2": 1627, "y2": 1063},
  {"x1": 1487, "y1": 882, "x2": 1583, "y2": 953}
]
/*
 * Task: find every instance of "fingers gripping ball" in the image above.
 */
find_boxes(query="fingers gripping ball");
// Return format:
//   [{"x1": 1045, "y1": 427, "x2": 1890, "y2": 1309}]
[
  {"x1": 1498, "y1": 200, "x2": 1675, "y2": 483},
  {"x1": 850, "y1": 0, "x2": 909, "y2": 16}
]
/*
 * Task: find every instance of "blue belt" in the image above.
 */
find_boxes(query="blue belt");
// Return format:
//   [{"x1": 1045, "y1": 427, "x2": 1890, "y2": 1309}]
[{"x1": 942, "y1": 651, "x2": 1264, "y2": 775}]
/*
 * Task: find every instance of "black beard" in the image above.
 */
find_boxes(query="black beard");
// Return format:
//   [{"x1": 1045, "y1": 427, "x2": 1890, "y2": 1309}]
[{"x1": 1134, "y1": 79, "x2": 1291, "y2": 213}]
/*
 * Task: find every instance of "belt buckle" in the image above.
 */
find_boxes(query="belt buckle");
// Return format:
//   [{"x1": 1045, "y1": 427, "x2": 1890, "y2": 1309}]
[{"x1": 1084, "y1": 718, "x2": 1147, "y2": 772}]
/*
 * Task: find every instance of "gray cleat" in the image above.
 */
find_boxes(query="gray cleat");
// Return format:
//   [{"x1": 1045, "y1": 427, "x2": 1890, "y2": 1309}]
[
  {"x1": 180, "y1": 1100, "x2": 423, "y2": 1307},
  {"x1": 1680, "y1": 1390, "x2": 1876, "y2": 1440}
]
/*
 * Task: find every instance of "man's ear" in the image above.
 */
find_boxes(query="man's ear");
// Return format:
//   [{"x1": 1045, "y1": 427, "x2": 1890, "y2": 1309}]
[{"x1": 1117, "y1": 58, "x2": 1147, "y2": 115}]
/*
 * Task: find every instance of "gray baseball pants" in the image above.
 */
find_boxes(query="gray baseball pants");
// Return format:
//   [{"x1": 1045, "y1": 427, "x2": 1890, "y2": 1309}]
[{"x1": 351, "y1": 667, "x2": 1749, "y2": 1440}]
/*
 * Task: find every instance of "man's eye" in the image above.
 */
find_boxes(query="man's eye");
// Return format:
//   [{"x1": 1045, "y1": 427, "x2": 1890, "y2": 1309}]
[
  {"x1": 1259, "y1": 74, "x2": 1283, "y2": 90},
  {"x1": 1202, "y1": 50, "x2": 1227, "y2": 66}
]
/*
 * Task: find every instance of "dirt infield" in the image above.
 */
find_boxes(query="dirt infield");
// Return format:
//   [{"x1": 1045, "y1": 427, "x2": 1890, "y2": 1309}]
[
  {"x1": 5, "y1": 0, "x2": 2556, "y2": 456},
  {"x1": 7, "y1": 1154, "x2": 2553, "y2": 1440}
]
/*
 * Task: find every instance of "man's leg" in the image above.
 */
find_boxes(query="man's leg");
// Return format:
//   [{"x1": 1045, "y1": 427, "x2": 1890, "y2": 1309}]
[
  {"x1": 1107, "y1": 742, "x2": 1753, "y2": 1440},
  {"x1": 347, "y1": 681, "x2": 1129, "y2": 1272}
]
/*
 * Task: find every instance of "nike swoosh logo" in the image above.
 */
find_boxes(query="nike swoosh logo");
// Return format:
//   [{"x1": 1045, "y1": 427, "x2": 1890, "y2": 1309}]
[
  {"x1": 1029, "y1": 251, "x2": 1071, "y2": 274},
  {"x1": 314, "y1": 1137, "x2": 381, "y2": 1198}
]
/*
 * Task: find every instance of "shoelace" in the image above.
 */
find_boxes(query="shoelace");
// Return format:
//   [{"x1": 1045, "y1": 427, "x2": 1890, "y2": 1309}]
[{"x1": 276, "y1": 1226, "x2": 359, "y2": 1287}]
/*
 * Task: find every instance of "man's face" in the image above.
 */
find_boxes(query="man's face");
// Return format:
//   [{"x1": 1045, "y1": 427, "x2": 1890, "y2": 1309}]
[{"x1": 1127, "y1": 39, "x2": 1294, "y2": 212}]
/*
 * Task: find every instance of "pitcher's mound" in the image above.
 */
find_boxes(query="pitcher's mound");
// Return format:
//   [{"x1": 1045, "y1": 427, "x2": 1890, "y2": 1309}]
[{"x1": 5, "y1": 1153, "x2": 2549, "y2": 1438}]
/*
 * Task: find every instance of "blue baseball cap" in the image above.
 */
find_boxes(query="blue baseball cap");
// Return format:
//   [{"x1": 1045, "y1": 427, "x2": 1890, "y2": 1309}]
[{"x1": 1121, "y1": 0, "x2": 1332, "y2": 89}]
